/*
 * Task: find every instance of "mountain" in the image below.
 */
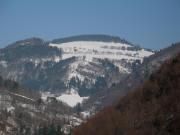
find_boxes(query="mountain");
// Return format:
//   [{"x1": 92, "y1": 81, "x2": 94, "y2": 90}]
[
  {"x1": 0, "y1": 35, "x2": 179, "y2": 134},
  {"x1": 0, "y1": 35, "x2": 153, "y2": 107},
  {"x1": 73, "y1": 51, "x2": 180, "y2": 135},
  {"x1": 82, "y1": 42, "x2": 180, "y2": 113}
]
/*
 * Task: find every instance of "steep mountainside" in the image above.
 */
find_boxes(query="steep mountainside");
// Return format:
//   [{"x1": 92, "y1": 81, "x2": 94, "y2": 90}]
[
  {"x1": 83, "y1": 43, "x2": 180, "y2": 112},
  {"x1": 0, "y1": 35, "x2": 153, "y2": 107},
  {"x1": 73, "y1": 52, "x2": 180, "y2": 135}
]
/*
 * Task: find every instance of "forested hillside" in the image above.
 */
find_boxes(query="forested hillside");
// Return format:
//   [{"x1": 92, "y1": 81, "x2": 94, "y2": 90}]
[
  {"x1": 0, "y1": 76, "x2": 77, "y2": 135},
  {"x1": 73, "y1": 52, "x2": 180, "y2": 135}
]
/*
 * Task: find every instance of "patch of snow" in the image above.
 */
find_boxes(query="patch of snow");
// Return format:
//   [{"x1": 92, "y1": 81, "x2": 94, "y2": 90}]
[
  {"x1": 9, "y1": 92, "x2": 35, "y2": 101},
  {"x1": 24, "y1": 56, "x2": 61, "y2": 67},
  {"x1": 41, "y1": 92, "x2": 55, "y2": 101},
  {"x1": 81, "y1": 111, "x2": 91, "y2": 119},
  {"x1": 138, "y1": 49, "x2": 154, "y2": 57},
  {"x1": 20, "y1": 41, "x2": 30, "y2": 46},
  {"x1": 54, "y1": 56, "x2": 61, "y2": 62},
  {"x1": 67, "y1": 60, "x2": 85, "y2": 82},
  {"x1": 61, "y1": 124, "x2": 71, "y2": 135},
  {"x1": 6, "y1": 106, "x2": 15, "y2": 113},
  {"x1": 69, "y1": 116, "x2": 83, "y2": 126},
  {"x1": 0, "y1": 61, "x2": 8, "y2": 68},
  {"x1": 34, "y1": 59, "x2": 40, "y2": 67},
  {"x1": 20, "y1": 103, "x2": 28, "y2": 108},
  {"x1": 56, "y1": 88, "x2": 89, "y2": 107},
  {"x1": 113, "y1": 62, "x2": 131, "y2": 73}
]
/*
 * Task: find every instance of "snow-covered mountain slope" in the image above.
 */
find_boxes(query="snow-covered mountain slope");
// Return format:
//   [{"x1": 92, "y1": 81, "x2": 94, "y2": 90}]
[
  {"x1": 49, "y1": 41, "x2": 153, "y2": 92},
  {"x1": 49, "y1": 41, "x2": 153, "y2": 62},
  {"x1": 57, "y1": 88, "x2": 89, "y2": 107},
  {"x1": 41, "y1": 89, "x2": 89, "y2": 107},
  {"x1": 0, "y1": 35, "x2": 154, "y2": 107}
]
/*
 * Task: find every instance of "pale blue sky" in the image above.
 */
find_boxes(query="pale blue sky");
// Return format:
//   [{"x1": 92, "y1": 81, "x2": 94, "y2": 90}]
[{"x1": 0, "y1": 0, "x2": 180, "y2": 50}]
